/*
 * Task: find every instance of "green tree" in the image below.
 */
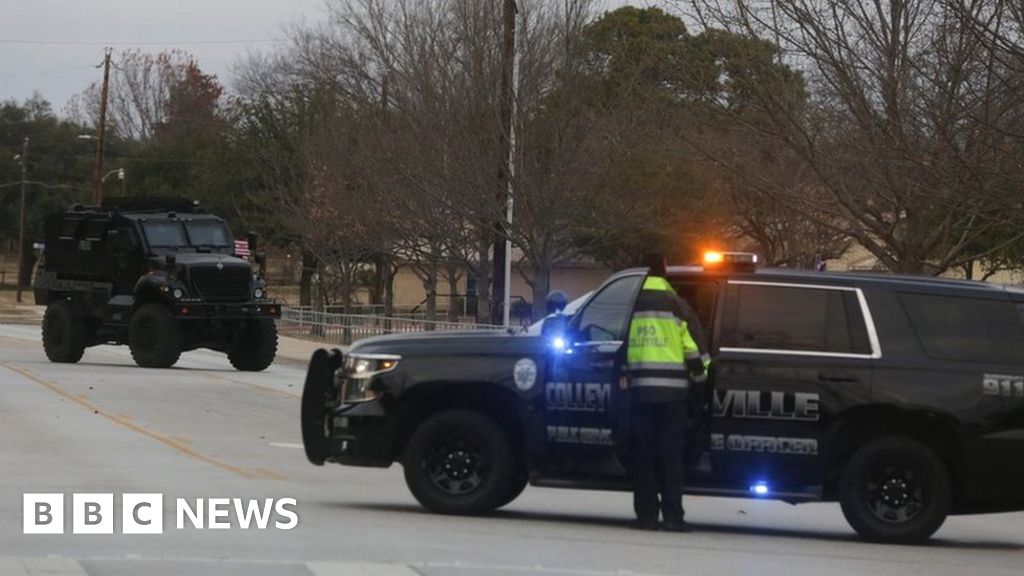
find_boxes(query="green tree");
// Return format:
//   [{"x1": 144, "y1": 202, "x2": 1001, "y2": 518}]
[{"x1": 0, "y1": 94, "x2": 91, "y2": 256}]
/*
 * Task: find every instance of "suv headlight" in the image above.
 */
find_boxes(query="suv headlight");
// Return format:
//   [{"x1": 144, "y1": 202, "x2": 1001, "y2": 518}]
[
  {"x1": 253, "y1": 287, "x2": 264, "y2": 300},
  {"x1": 341, "y1": 354, "x2": 400, "y2": 402}
]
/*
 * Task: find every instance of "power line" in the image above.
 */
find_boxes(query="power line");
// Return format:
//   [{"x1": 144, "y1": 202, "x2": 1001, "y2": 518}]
[
  {"x1": 0, "y1": 65, "x2": 97, "y2": 77},
  {"x1": 0, "y1": 180, "x2": 88, "y2": 190},
  {"x1": 0, "y1": 38, "x2": 285, "y2": 47}
]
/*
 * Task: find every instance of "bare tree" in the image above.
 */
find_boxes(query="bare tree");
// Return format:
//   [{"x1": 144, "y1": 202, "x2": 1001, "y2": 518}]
[{"x1": 684, "y1": 0, "x2": 1024, "y2": 274}]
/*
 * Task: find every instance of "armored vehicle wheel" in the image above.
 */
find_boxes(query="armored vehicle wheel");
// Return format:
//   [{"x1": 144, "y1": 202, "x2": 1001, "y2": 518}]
[
  {"x1": 42, "y1": 300, "x2": 90, "y2": 363},
  {"x1": 839, "y1": 437, "x2": 951, "y2": 544},
  {"x1": 129, "y1": 303, "x2": 182, "y2": 368},
  {"x1": 403, "y1": 410, "x2": 516, "y2": 515},
  {"x1": 228, "y1": 318, "x2": 278, "y2": 371}
]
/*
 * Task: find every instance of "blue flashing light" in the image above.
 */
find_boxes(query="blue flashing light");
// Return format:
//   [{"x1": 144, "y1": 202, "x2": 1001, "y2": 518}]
[
  {"x1": 750, "y1": 481, "x2": 769, "y2": 497},
  {"x1": 551, "y1": 336, "x2": 566, "y2": 350}
]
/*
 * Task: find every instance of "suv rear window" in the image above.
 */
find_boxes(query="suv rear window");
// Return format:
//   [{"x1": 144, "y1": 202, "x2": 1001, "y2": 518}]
[
  {"x1": 900, "y1": 293, "x2": 1024, "y2": 364},
  {"x1": 720, "y1": 283, "x2": 872, "y2": 355}
]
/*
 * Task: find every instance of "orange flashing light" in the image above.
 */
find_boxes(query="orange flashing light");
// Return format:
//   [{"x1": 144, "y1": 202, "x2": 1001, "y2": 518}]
[{"x1": 703, "y1": 251, "x2": 725, "y2": 265}]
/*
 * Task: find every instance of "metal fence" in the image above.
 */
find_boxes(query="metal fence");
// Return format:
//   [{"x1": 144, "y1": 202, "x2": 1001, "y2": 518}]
[{"x1": 277, "y1": 307, "x2": 507, "y2": 346}]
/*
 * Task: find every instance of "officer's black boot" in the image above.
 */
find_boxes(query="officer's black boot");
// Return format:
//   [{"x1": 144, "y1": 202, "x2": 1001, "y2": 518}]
[{"x1": 662, "y1": 518, "x2": 693, "y2": 533}]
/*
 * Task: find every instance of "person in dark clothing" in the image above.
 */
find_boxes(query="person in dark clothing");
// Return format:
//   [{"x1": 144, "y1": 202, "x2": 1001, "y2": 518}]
[{"x1": 623, "y1": 254, "x2": 709, "y2": 532}]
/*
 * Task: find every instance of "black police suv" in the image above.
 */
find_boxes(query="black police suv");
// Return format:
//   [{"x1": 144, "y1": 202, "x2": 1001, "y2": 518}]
[
  {"x1": 34, "y1": 198, "x2": 280, "y2": 371},
  {"x1": 301, "y1": 253, "x2": 1024, "y2": 543}
]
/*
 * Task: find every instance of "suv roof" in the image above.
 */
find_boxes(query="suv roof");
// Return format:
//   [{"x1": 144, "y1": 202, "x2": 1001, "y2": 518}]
[{"x1": 653, "y1": 265, "x2": 1020, "y2": 297}]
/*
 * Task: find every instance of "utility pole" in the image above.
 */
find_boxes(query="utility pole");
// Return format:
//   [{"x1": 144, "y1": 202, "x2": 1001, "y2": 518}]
[
  {"x1": 16, "y1": 137, "x2": 28, "y2": 303},
  {"x1": 491, "y1": 0, "x2": 517, "y2": 326},
  {"x1": 92, "y1": 47, "x2": 112, "y2": 205}
]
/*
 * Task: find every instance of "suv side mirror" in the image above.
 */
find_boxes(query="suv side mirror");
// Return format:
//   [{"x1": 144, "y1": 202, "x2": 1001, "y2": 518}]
[
  {"x1": 165, "y1": 254, "x2": 176, "y2": 268},
  {"x1": 541, "y1": 314, "x2": 570, "y2": 351}
]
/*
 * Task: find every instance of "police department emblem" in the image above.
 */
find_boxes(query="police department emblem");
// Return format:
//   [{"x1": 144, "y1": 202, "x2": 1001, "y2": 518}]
[{"x1": 513, "y1": 358, "x2": 538, "y2": 391}]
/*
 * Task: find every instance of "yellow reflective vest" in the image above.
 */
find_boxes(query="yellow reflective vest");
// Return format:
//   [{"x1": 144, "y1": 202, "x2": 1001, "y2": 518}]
[{"x1": 626, "y1": 276, "x2": 708, "y2": 403}]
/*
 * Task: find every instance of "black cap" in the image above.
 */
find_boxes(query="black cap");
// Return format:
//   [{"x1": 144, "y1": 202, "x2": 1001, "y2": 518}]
[
  {"x1": 640, "y1": 253, "x2": 667, "y2": 277},
  {"x1": 545, "y1": 290, "x2": 569, "y2": 314}
]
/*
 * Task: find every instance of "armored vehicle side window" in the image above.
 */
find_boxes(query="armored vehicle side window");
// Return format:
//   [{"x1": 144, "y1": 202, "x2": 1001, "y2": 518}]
[
  {"x1": 900, "y1": 293, "x2": 1024, "y2": 364},
  {"x1": 143, "y1": 221, "x2": 188, "y2": 247},
  {"x1": 107, "y1": 225, "x2": 137, "y2": 254},
  {"x1": 575, "y1": 276, "x2": 643, "y2": 342},
  {"x1": 720, "y1": 283, "x2": 871, "y2": 354}
]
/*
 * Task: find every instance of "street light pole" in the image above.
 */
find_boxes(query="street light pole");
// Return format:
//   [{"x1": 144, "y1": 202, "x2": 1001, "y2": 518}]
[
  {"x1": 491, "y1": 0, "x2": 518, "y2": 326},
  {"x1": 502, "y1": 4, "x2": 520, "y2": 328},
  {"x1": 16, "y1": 137, "x2": 28, "y2": 303}
]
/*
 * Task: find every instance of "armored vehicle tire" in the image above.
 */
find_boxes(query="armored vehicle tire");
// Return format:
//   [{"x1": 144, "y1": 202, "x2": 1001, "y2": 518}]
[
  {"x1": 403, "y1": 410, "x2": 517, "y2": 515},
  {"x1": 129, "y1": 303, "x2": 182, "y2": 368},
  {"x1": 838, "y1": 436, "x2": 952, "y2": 544},
  {"x1": 42, "y1": 300, "x2": 90, "y2": 363},
  {"x1": 228, "y1": 318, "x2": 278, "y2": 371}
]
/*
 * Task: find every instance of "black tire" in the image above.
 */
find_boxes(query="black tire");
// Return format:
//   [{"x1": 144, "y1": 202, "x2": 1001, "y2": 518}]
[
  {"x1": 403, "y1": 410, "x2": 517, "y2": 515},
  {"x1": 41, "y1": 300, "x2": 90, "y2": 363},
  {"x1": 301, "y1": 348, "x2": 342, "y2": 465},
  {"x1": 228, "y1": 319, "x2": 278, "y2": 371},
  {"x1": 129, "y1": 303, "x2": 182, "y2": 368},
  {"x1": 838, "y1": 437, "x2": 952, "y2": 544}
]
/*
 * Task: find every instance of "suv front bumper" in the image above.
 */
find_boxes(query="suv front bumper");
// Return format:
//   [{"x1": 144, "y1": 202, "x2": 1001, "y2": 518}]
[
  {"x1": 171, "y1": 301, "x2": 281, "y2": 320},
  {"x1": 326, "y1": 401, "x2": 394, "y2": 467}
]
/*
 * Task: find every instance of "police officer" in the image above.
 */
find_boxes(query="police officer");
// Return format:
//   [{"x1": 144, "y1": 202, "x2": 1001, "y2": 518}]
[{"x1": 623, "y1": 254, "x2": 709, "y2": 532}]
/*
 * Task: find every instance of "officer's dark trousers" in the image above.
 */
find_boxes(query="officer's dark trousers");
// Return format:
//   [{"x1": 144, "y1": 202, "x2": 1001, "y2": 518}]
[{"x1": 629, "y1": 401, "x2": 687, "y2": 524}]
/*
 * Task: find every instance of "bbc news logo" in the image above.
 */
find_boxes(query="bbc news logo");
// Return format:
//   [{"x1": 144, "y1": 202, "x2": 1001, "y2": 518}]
[{"x1": 23, "y1": 494, "x2": 298, "y2": 534}]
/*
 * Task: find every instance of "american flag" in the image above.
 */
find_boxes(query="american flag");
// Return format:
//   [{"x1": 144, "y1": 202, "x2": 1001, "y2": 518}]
[{"x1": 234, "y1": 239, "x2": 251, "y2": 259}]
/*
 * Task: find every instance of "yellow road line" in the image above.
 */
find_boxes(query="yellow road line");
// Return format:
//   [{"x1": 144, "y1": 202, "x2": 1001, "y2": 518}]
[{"x1": 0, "y1": 360, "x2": 286, "y2": 481}]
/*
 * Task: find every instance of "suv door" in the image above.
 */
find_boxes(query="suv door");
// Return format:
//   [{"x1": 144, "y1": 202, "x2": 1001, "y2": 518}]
[
  {"x1": 712, "y1": 280, "x2": 878, "y2": 495},
  {"x1": 543, "y1": 273, "x2": 644, "y2": 476}
]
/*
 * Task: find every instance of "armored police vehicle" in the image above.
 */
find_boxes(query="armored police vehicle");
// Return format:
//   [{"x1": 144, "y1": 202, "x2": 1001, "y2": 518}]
[
  {"x1": 34, "y1": 198, "x2": 280, "y2": 371},
  {"x1": 301, "y1": 252, "x2": 1024, "y2": 543}
]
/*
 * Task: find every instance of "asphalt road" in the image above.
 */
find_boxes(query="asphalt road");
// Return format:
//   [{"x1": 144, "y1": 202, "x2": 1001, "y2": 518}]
[{"x1": 1, "y1": 324, "x2": 1022, "y2": 576}]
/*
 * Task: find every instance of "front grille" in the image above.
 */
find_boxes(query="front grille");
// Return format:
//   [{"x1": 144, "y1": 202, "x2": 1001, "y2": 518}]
[{"x1": 188, "y1": 265, "x2": 251, "y2": 302}]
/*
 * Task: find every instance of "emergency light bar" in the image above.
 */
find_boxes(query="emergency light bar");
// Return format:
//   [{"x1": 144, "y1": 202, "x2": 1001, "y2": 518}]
[{"x1": 702, "y1": 251, "x2": 758, "y2": 272}]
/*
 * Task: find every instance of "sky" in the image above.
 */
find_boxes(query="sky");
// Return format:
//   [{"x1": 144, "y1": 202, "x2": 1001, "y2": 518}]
[
  {"x1": 0, "y1": 0, "x2": 327, "y2": 115},
  {"x1": 0, "y1": 0, "x2": 642, "y2": 116}
]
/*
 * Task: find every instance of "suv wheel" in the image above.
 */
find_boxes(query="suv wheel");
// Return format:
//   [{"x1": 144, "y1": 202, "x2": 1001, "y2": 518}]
[
  {"x1": 497, "y1": 467, "x2": 528, "y2": 509},
  {"x1": 301, "y1": 348, "x2": 341, "y2": 465},
  {"x1": 129, "y1": 303, "x2": 182, "y2": 368},
  {"x1": 42, "y1": 300, "x2": 90, "y2": 363},
  {"x1": 227, "y1": 319, "x2": 278, "y2": 371},
  {"x1": 403, "y1": 410, "x2": 517, "y2": 515},
  {"x1": 838, "y1": 436, "x2": 952, "y2": 544}
]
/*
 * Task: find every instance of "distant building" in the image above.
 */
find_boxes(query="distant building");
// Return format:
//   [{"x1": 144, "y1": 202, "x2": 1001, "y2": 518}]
[{"x1": 826, "y1": 244, "x2": 1024, "y2": 285}]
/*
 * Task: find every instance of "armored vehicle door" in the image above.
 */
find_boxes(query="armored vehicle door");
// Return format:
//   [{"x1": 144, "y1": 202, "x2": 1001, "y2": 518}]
[
  {"x1": 107, "y1": 222, "x2": 142, "y2": 294},
  {"x1": 712, "y1": 280, "x2": 877, "y2": 494},
  {"x1": 542, "y1": 273, "x2": 643, "y2": 476}
]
